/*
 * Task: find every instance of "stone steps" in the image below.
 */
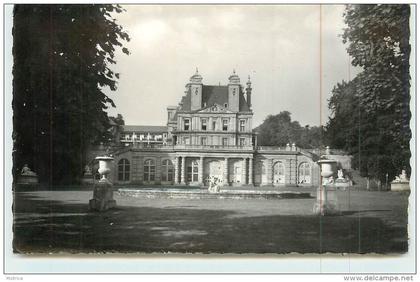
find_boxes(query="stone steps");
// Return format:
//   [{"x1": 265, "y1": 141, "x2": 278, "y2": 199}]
[{"x1": 117, "y1": 188, "x2": 312, "y2": 200}]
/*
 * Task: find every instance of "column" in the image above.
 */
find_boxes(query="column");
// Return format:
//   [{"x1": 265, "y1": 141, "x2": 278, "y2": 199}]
[
  {"x1": 139, "y1": 156, "x2": 144, "y2": 184},
  {"x1": 267, "y1": 159, "x2": 274, "y2": 185},
  {"x1": 248, "y1": 157, "x2": 253, "y2": 186},
  {"x1": 156, "y1": 156, "x2": 162, "y2": 184},
  {"x1": 174, "y1": 156, "x2": 179, "y2": 184},
  {"x1": 223, "y1": 158, "x2": 229, "y2": 185},
  {"x1": 198, "y1": 156, "x2": 204, "y2": 185},
  {"x1": 289, "y1": 158, "x2": 297, "y2": 185},
  {"x1": 181, "y1": 156, "x2": 186, "y2": 185},
  {"x1": 242, "y1": 158, "x2": 247, "y2": 185},
  {"x1": 132, "y1": 156, "x2": 140, "y2": 183}
]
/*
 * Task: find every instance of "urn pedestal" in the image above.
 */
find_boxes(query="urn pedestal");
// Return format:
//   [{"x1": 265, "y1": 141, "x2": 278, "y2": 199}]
[
  {"x1": 313, "y1": 159, "x2": 340, "y2": 216},
  {"x1": 89, "y1": 156, "x2": 116, "y2": 211}
]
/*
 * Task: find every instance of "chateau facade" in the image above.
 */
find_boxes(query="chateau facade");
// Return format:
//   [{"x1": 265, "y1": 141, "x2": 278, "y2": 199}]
[{"x1": 110, "y1": 70, "x2": 323, "y2": 187}]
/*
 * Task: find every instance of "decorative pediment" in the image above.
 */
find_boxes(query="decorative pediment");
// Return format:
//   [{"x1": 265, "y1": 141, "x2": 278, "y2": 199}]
[{"x1": 197, "y1": 103, "x2": 233, "y2": 113}]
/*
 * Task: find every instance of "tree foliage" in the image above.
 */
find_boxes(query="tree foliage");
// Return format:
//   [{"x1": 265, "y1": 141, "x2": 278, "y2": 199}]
[
  {"x1": 326, "y1": 4, "x2": 411, "y2": 182},
  {"x1": 13, "y1": 4, "x2": 130, "y2": 184},
  {"x1": 255, "y1": 111, "x2": 325, "y2": 149}
]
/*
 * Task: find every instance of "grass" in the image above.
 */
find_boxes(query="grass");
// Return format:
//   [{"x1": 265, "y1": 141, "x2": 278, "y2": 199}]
[{"x1": 12, "y1": 188, "x2": 409, "y2": 254}]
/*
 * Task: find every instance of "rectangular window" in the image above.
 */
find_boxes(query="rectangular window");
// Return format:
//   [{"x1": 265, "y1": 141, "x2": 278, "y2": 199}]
[
  {"x1": 184, "y1": 119, "x2": 190, "y2": 131},
  {"x1": 222, "y1": 119, "x2": 228, "y2": 131},
  {"x1": 222, "y1": 138, "x2": 228, "y2": 147},
  {"x1": 239, "y1": 138, "x2": 245, "y2": 147},
  {"x1": 200, "y1": 137, "x2": 207, "y2": 145},
  {"x1": 240, "y1": 120, "x2": 246, "y2": 132},
  {"x1": 201, "y1": 119, "x2": 207, "y2": 131},
  {"x1": 183, "y1": 137, "x2": 190, "y2": 145},
  {"x1": 212, "y1": 121, "x2": 217, "y2": 131}
]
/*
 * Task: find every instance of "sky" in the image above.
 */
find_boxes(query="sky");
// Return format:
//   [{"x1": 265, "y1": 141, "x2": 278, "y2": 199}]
[{"x1": 105, "y1": 4, "x2": 359, "y2": 127}]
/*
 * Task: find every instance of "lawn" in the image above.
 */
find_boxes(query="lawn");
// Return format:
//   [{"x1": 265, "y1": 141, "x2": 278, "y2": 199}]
[{"x1": 12, "y1": 187, "x2": 409, "y2": 254}]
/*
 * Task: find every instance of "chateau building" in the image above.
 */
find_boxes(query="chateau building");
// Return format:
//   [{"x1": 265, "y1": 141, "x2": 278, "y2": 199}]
[{"x1": 110, "y1": 70, "x2": 324, "y2": 187}]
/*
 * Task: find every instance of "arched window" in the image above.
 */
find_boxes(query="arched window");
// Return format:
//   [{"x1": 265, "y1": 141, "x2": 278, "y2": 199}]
[
  {"x1": 298, "y1": 162, "x2": 311, "y2": 184},
  {"x1": 161, "y1": 159, "x2": 174, "y2": 182},
  {"x1": 187, "y1": 160, "x2": 199, "y2": 182},
  {"x1": 273, "y1": 162, "x2": 284, "y2": 176},
  {"x1": 118, "y1": 159, "x2": 130, "y2": 181},
  {"x1": 144, "y1": 159, "x2": 155, "y2": 182},
  {"x1": 273, "y1": 161, "x2": 285, "y2": 184}
]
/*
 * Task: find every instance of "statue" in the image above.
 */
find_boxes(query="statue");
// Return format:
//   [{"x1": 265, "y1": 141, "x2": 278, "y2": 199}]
[
  {"x1": 207, "y1": 176, "x2": 223, "y2": 193},
  {"x1": 335, "y1": 168, "x2": 351, "y2": 190},
  {"x1": 84, "y1": 165, "x2": 92, "y2": 176},
  {"x1": 393, "y1": 170, "x2": 409, "y2": 183},
  {"x1": 391, "y1": 169, "x2": 410, "y2": 191},
  {"x1": 399, "y1": 170, "x2": 409, "y2": 182},
  {"x1": 81, "y1": 164, "x2": 94, "y2": 185},
  {"x1": 16, "y1": 164, "x2": 38, "y2": 185},
  {"x1": 21, "y1": 164, "x2": 36, "y2": 176},
  {"x1": 337, "y1": 169, "x2": 344, "y2": 180}
]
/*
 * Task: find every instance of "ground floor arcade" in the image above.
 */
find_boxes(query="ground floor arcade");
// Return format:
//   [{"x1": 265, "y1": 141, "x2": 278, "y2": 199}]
[{"x1": 109, "y1": 149, "x2": 320, "y2": 187}]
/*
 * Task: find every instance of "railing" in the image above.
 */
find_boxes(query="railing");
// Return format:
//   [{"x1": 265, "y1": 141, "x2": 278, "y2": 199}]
[
  {"x1": 256, "y1": 146, "x2": 300, "y2": 152},
  {"x1": 173, "y1": 144, "x2": 254, "y2": 151},
  {"x1": 308, "y1": 148, "x2": 348, "y2": 155},
  {"x1": 120, "y1": 139, "x2": 163, "y2": 143},
  {"x1": 117, "y1": 142, "x2": 347, "y2": 155},
  {"x1": 123, "y1": 143, "x2": 255, "y2": 151}
]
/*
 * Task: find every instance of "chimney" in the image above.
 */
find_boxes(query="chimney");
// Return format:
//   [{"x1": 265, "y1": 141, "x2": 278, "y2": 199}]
[{"x1": 246, "y1": 75, "x2": 252, "y2": 108}]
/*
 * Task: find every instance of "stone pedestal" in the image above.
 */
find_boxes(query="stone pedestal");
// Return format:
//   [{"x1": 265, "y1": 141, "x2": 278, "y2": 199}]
[
  {"x1": 314, "y1": 159, "x2": 339, "y2": 216},
  {"x1": 313, "y1": 186, "x2": 340, "y2": 216},
  {"x1": 391, "y1": 182, "x2": 410, "y2": 191},
  {"x1": 17, "y1": 174, "x2": 39, "y2": 185},
  {"x1": 89, "y1": 180, "x2": 116, "y2": 211},
  {"x1": 81, "y1": 174, "x2": 94, "y2": 185},
  {"x1": 89, "y1": 156, "x2": 116, "y2": 212},
  {"x1": 390, "y1": 170, "x2": 410, "y2": 191}
]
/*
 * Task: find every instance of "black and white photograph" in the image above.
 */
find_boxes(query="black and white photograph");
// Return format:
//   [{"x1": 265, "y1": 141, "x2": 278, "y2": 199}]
[{"x1": 3, "y1": 2, "x2": 416, "y2": 276}]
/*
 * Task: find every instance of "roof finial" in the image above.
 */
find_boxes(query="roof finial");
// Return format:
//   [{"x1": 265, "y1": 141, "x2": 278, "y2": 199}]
[
  {"x1": 233, "y1": 69, "x2": 236, "y2": 74},
  {"x1": 195, "y1": 67, "x2": 199, "y2": 74}
]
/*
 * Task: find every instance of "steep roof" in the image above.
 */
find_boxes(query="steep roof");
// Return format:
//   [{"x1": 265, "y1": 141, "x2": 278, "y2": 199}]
[
  {"x1": 122, "y1": 125, "x2": 167, "y2": 133},
  {"x1": 179, "y1": 85, "x2": 251, "y2": 112}
]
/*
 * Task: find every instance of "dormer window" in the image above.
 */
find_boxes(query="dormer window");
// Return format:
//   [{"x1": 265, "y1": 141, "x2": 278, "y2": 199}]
[{"x1": 184, "y1": 119, "x2": 190, "y2": 131}]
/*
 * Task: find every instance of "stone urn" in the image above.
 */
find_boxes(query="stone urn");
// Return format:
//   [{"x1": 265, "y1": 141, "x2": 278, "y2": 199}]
[
  {"x1": 89, "y1": 156, "x2": 116, "y2": 211},
  {"x1": 319, "y1": 159, "x2": 337, "y2": 179},
  {"x1": 314, "y1": 159, "x2": 340, "y2": 216},
  {"x1": 96, "y1": 156, "x2": 114, "y2": 183}
]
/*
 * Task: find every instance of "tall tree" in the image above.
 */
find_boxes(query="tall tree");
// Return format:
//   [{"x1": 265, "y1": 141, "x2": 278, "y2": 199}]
[
  {"x1": 326, "y1": 4, "x2": 411, "y2": 183},
  {"x1": 255, "y1": 111, "x2": 325, "y2": 148},
  {"x1": 13, "y1": 5, "x2": 130, "y2": 184}
]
